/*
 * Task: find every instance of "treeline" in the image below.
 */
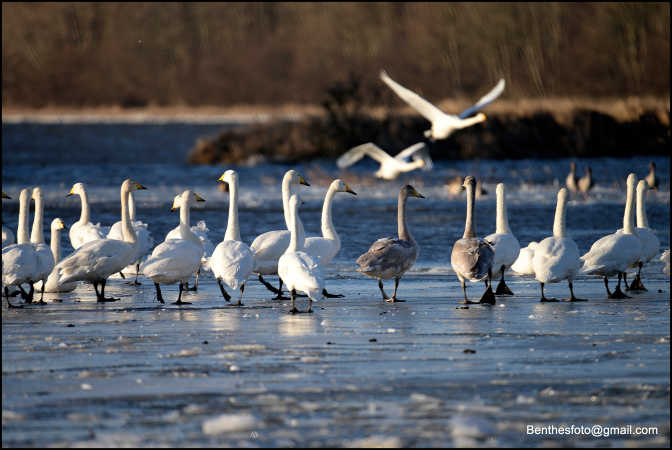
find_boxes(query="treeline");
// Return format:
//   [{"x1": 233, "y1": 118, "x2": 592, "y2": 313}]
[{"x1": 2, "y1": 2, "x2": 669, "y2": 108}]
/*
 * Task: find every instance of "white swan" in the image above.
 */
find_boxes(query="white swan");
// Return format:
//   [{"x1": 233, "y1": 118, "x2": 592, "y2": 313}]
[
  {"x1": 337, "y1": 142, "x2": 432, "y2": 180},
  {"x1": 2, "y1": 188, "x2": 39, "y2": 307},
  {"x1": 304, "y1": 179, "x2": 357, "y2": 297},
  {"x1": 165, "y1": 195, "x2": 214, "y2": 291},
  {"x1": 660, "y1": 250, "x2": 670, "y2": 276},
  {"x1": 56, "y1": 179, "x2": 147, "y2": 302},
  {"x1": 28, "y1": 187, "x2": 55, "y2": 303},
  {"x1": 67, "y1": 182, "x2": 108, "y2": 250},
  {"x1": 209, "y1": 170, "x2": 255, "y2": 306},
  {"x1": 532, "y1": 188, "x2": 584, "y2": 302},
  {"x1": 577, "y1": 167, "x2": 594, "y2": 195},
  {"x1": 484, "y1": 183, "x2": 520, "y2": 295},
  {"x1": 34, "y1": 218, "x2": 77, "y2": 294},
  {"x1": 2, "y1": 191, "x2": 16, "y2": 248},
  {"x1": 581, "y1": 173, "x2": 641, "y2": 299},
  {"x1": 357, "y1": 185, "x2": 424, "y2": 302},
  {"x1": 451, "y1": 176, "x2": 496, "y2": 304},
  {"x1": 510, "y1": 242, "x2": 538, "y2": 275},
  {"x1": 142, "y1": 190, "x2": 205, "y2": 305},
  {"x1": 645, "y1": 161, "x2": 659, "y2": 190},
  {"x1": 380, "y1": 70, "x2": 505, "y2": 140},
  {"x1": 620, "y1": 180, "x2": 660, "y2": 291},
  {"x1": 278, "y1": 194, "x2": 324, "y2": 313},
  {"x1": 250, "y1": 169, "x2": 310, "y2": 298},
  {"x1": 107, "y1": 191, "x2": 155, "y2": 284}
]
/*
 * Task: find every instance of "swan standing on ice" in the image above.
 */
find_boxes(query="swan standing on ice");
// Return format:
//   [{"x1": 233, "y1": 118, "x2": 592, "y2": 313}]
[
  {"x1": 34, "y1": 218, "x2": 77, "y2": 294},
  {"x1": 380, "y1": 70, "x2": 505, "y2": 140},
  {"x1": 660, "y1": 250, "x2": 670, "y2": 276},
  {"x1": 165, "y1": 195, "x2": 214, "y2": 292},
  {"x1": 532, "y1": 188, "x2": 585, "y2": 302},
  {"x1": 66, "y1": 182, "x2": 108, "y2": 250},
  {"x1": 511, "y1": 242, "x2": 538, "y2": 275},
  {"x1": 304, "y1": 179, "x2": 357, "y2": 298},
  {"x1": 142, "y1": 190, "x2": 205, "y2": 305},
  {"x1": 56, "y1": 179, "x2": 148, "y2": 302},
  {"x1": 566, "y1": 162, "x2": 578, "y2": 193},
  {"x1": 28, "y1": 187, "x2": 55, "y2": 304},
  {"x1": 581, "y1": 174, "x2": 641, "y2": 299},
  {"x1": 337, "y1": 142, "x2": 432, "y2": 180},
  {"x1": 107, "y1": 191, "x2": 154, "y2": 285},
  {"x1": 278, "y1": 194, "x2": 324, "y2": 314},
  {"x1": 622, "y1": 180, "x2": 659, "y2": 291},
  {"x1": 2, "y1": 188, "x2": 39, "y2": 307},
  {"x1": 451, "y1": 176, "x2": 496, "y2": 304},
  {"x1": 577, "y1": 167, "x2": 594, "y2": 195},
  {"x1": 210, "y1": 170, "x2": 255, "y2": 306},
  {"x1": 250, "y1": 169, "x2": 310, "y2": 299},
  {"x1": 484, "y1": 183, "x2": 520, "y2": 295},
  {"x1": 357, "y1": 185, "x2": 424, "y2": 303},
  {"x1": 2, "y1": 192, "x2": 15, "y2": 248}
]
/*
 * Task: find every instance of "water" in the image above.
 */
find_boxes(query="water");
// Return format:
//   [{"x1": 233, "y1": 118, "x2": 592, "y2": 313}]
[{"x1": 2, "y1": 122, "x2": 670, "y2": 447}]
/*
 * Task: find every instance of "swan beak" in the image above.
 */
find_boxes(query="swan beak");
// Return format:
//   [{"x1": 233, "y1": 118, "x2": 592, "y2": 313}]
[
  {"x1": 59, "y1": 222, "x2": 68, "y2": 230},
  {"x1": 218, "y1": 176, "x2": 230, "y2": 192},
  {"x1": 345, "y1": 185, "x2": 357, "y2": 195},
  {"x1": 1, "y1": 192, "x2": 10, "y2": 199},
  {"x1": 194, "y1": 193, "x2": 206, "y2": 202},
  {"x1": 411, "y1": 187, "x2": 425, "y2": 199},
  {"x1": 66, "y1": 188, "x2": 75, "y2": 197},
  {"x1": 299, "y1": 176, "x2": 310, "y2": 187},
  {"x1": 134, "y1": 182, "x2": 147, "y2": 190}
]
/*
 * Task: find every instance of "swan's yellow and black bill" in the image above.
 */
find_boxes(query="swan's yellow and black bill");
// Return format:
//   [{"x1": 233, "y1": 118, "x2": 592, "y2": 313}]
[
  {"x1": 58, "y1": 220, "x2": 67, "y2": 230},
  {"x1": 134, "y1": 182, "x2": 147, "y2": 190},
  {"x1": 345, "y1": 185, "x2": 357, "y2": 195},
  {"x1": 1, "y1": 192, "x2": 10, "y2": 199},
  {"x1": 66, "y1": 187, "x2": 75, "y2": 197},
  {"x1": 299, "y1": 176, "x2": 310, "y2": 187},
  {"x1": 194, "y1": 193, "x2": 206, "y2": 202},
  {"x1": 410, "y1": 186, "x2": 425, "y2": 198}
]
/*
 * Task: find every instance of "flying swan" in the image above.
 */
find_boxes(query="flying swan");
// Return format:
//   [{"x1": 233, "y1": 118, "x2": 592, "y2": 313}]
[{"x1": 337, "y1": 142, "x2": 432, "y2": 180}]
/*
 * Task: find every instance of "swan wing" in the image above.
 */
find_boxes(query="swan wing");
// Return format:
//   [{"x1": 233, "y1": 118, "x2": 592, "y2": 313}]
[
  {"x1": 337, "y1": 142, "x2": 395, "y2": 168},
  {"x1": 141, "y1": 239, "x2": 202, "y2": 282},
  {"x1": 484, "y1": 232, "x2": 520, "y2": 271},
  {"x1": 278, "y1": 251, "x2": 324, "y2": 299},
  {"x1": 2, "y1": 243, "x2": 38, "y2": 285},
  {"x1": 451, "y1": 237, "x2": 494, "y2": 281},
  {"x1": 57, "y1": 239, "x2": 136, "y2": 282},
  {"x1": 357, "y1": 237, "x2": 418, "y2": 278},
  {"x1": 394, "y1": 142, "x2": 434, "y2": 171},
  {"x1": 251, "y1": 230, "x2": 290, "y2": 261},
  {"x1": 380, "y1": 70, "x2": 447, "y2": 123},
  {"x1": 458, "y1": 78, "x2": 505, "y2": 119},
  {"x1": 580, "y1": 233, "x2": 641, "y2": 275},
  {"x1": 33, "y1": 243, "x2": 55, "y2": 281},
  {"x1": 533, "y1": 237, "x2": 580, "y2": 283},
  {"x1": 304, "y1": 237, "x2": 338, "y2": 266}
]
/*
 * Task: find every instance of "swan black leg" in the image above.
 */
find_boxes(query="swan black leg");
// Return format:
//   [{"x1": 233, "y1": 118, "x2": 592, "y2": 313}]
[
  {"x1": 479, "y1": 270, "x2": 496, "y2": 304},
  {"x1": 386, "y1": 277, "x2": 405, "y2": 302},
  {"x1": 217, "y1": 279, "x2": 231, "y2": 302},
  {"x1": 289, "y1": 289, "x2": 299, "y2": 314},
  {"x1": 608, "y1": 273, "x2": 630, "y2": 299},
  {"x1": 99, "y1": 279, "x2": 120, "y2": 302},
  {"x1": 185, "y1": 268, "x2": 200, "y2": 292},
  {"x1": 540, "y1": 282, "x2": 558, "y2": 302},
  {"x1": 125, "y1": 263, "x2": 142, "y2": 285},
  {"x1": 154, "y1": 283, "x2": 165, "y2": 304},
  {"x1": 173, "y1": 282, "x2": 192, "y2": 305},
  {"x1": 459, "y1": 279, "x2": 471, "y2": 304},
  {"x1": 564, "y1": 280, "x2": 587, "y2": 302},
  {"x1": 627, "y1": 262, "x2": 647, "y2": 291},
  {"x1": 230, "y1": 283, "x2": 245, "y2": 306},
  {"x1": 36, "y1": 282, "x2": 47, "y2": 304},
  {"x1": 378, "y1": 279, "x2": 389, "y2": 300},
  {"x1": 322, "y1": 288, "x2": 344, "y2": 298},
  {"x1": 495, "y1": 265, "x2": 514, "y2": 296}
]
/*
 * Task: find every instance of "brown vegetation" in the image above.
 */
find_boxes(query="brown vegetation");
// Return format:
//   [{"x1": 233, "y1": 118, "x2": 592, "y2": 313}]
[{"x1": 2, "y1": 3, "x2": 669, "y2": 108}]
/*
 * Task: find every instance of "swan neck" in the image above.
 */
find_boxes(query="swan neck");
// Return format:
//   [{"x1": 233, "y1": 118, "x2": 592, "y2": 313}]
[
  {"x1": 224, "y1": 178, "x2": 241, "y2": 242},
  {"x1": 287, "y1": 201, "x2": 305, "y2": 253},
  {"x1": 282, "y1": 175, "x2": 292, "y2": 229},
  {"x1": 463, "y1": 184, "x2": 476, "y2": 238},
  {"x1": 51, "y1": 228, "x2": 61, "y2": 263},
  {"x1": 496, "y1": 189, "x2": 511, "y2": 234},
  {"x1": 636, "y1": 185, "x2": 649, "y2": 229},
  {"x1": 553, "y1": 194, "x2": 567, "y2": 238},
  {"x1": 121, "y1": 186, "x2": 137, "y2": 244},
  {"x1": 321, "y1": 185, "x2": 338, "y2": 242},
  {"x1": 30, "y1": 194, "x2": 45, "y2": 244},
  {"x1": 17, "y1": 193, "x2": 30, "y2": 245},
  {"x1": 398, "y1": 190, "x2": 414, "y2": 242},
  {"x1": 128, "y1": 191, "x2": 136, "y2": 222},
  {"x1": 623, "y1": 182, "x2": 636, "y2": 234},
  {"x1": 79, "y1": 188, "x2": 91, "y2": 224}
]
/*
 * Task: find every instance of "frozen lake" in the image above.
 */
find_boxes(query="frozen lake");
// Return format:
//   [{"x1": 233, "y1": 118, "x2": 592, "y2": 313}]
[{"x1": 2, "y1": 122, "x2": 670, "y2": 447}]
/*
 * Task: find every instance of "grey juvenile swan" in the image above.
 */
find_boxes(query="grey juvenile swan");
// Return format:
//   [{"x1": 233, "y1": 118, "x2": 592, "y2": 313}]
[
  {"x1": 356, "y1": 185, "x2": 424, "y2": 302},
  {"x1": 451, "y1": 176, "x2": 496, "y2": 304}
]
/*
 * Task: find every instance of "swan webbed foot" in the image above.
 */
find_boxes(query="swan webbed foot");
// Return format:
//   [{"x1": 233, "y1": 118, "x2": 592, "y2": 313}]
[
  {"x1": 125, "y1": 280, "x2": 142, "y2": 286},
  {"x1": 479, "y1": 286, "x2": 496, "y2": 305},
  {"x1": 322, "y1": 289, "x2": 344, "y2": 298},
  {"x1": 495, "y1": 279, "x2": 514, "y2": 296},
  {"x1": 228, "y1": 300, "x2": 244, "y2": 307},
  {"x1": 384, "y1": 297, "x2": 405, "y2": 303},
  {"x1": 289, "y1": 307, "x2": 300, "y2": 314},
  {"x1": 608, "y1": 288, "x2": 630, "y2": 299},
  {"x1": 564, "y1": 296, "x2": 588, "y2": 302},
  {"x1": 35, "y1": 299, "x2": 48, "y2": 305},
  {"x1": 626, "y1": 275, "x2": 647, "y2": 291},
  {"x1": 540, "y1": 296, "x2": 559, "y2": 302},
  {"x1": 98, "y1": 297, "x2": 120, "y2": 303},
  {"x1": 172, "y1": 300, "x2": 192, "y2": 305}
]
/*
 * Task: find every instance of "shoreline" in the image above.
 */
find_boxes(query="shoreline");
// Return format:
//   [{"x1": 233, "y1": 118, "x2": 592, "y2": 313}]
[{"x1": 3, "y1": 96, "x2": 669, "y2": 125}]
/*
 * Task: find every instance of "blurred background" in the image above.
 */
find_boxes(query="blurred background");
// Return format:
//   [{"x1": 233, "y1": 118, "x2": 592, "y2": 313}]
[{"x1": 2, "y1": 2, "x2": 669, "y2": 107}]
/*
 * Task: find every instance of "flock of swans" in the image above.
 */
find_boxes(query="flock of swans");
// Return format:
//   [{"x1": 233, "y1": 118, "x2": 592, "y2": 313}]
[{"x1": 1, "y1": 70, "x2": 668, "y2": 313}]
